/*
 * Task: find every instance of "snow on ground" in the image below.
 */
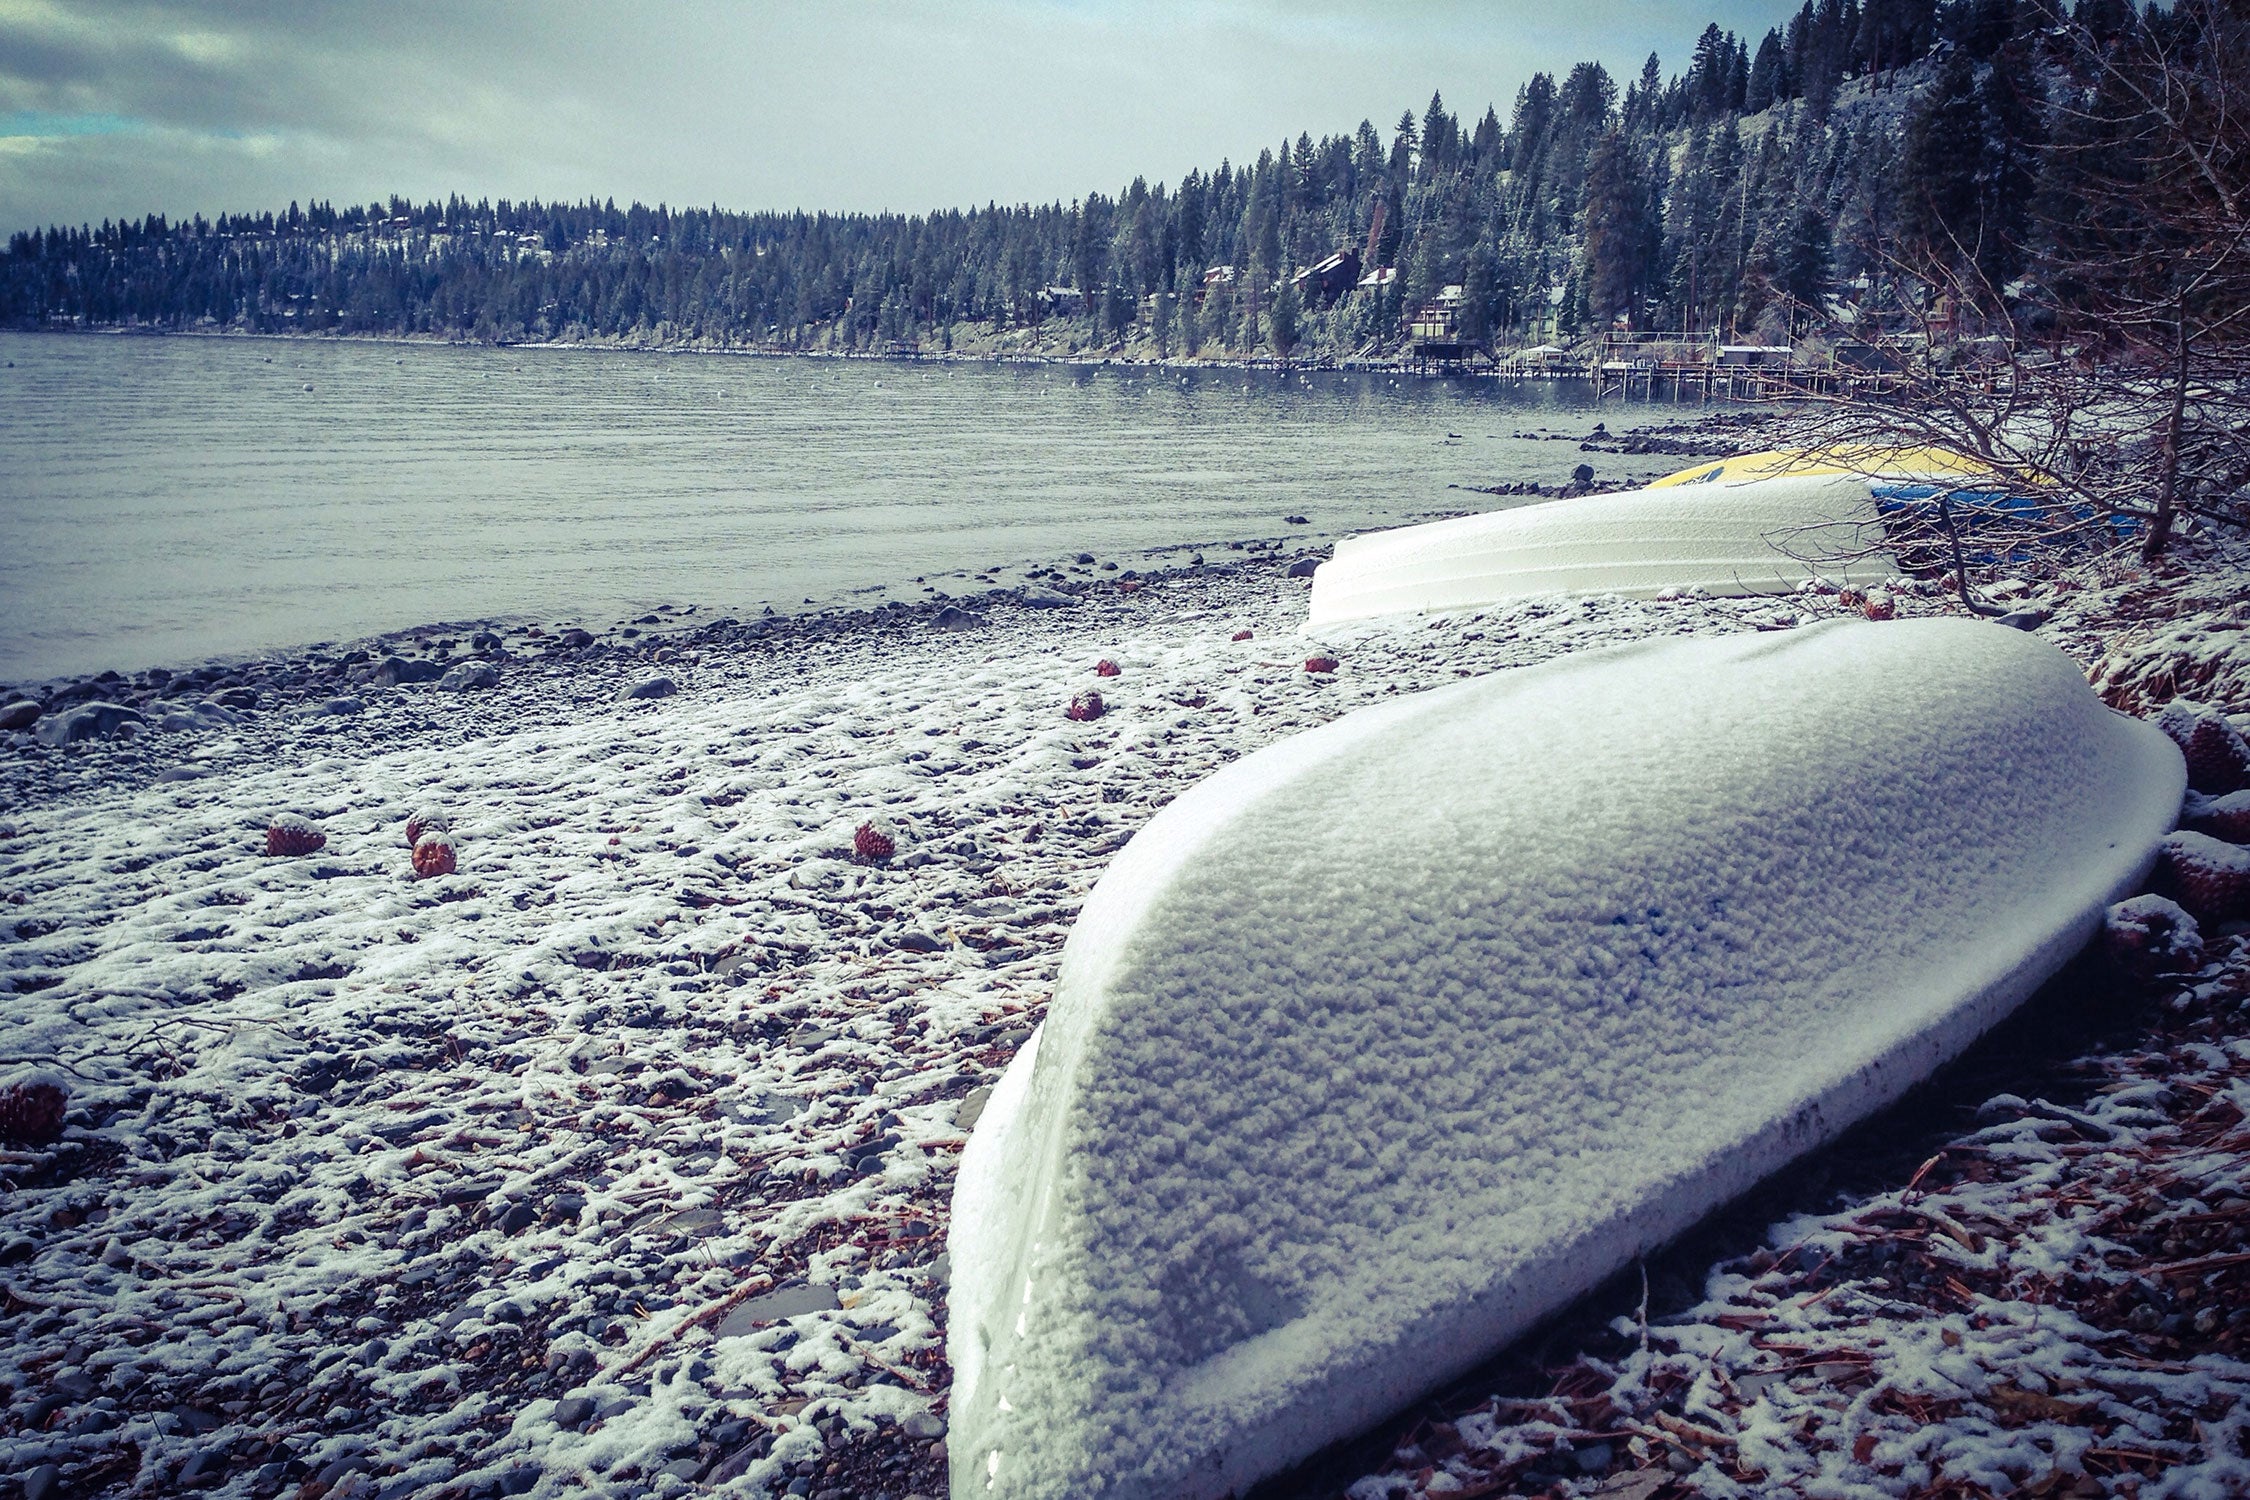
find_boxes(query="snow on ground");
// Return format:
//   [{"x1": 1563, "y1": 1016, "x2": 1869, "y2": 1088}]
[
  {"x1": 0, "y1": 542, "x2": 2242, "y2": 1500},
  {"x1": 947, "y1": 619, "x2": 2180, "y2": 1500},
  {"x1": 0, "y1": 559, "x2": 1818, "y2": 1500}
]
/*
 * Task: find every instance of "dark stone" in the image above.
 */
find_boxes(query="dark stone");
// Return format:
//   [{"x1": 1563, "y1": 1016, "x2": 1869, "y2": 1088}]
[
  {"x1": 313, "y1": 1456, "x2": 367, "y2": 1487},
  {"x1": 557, "y1": 629, "x2": 595, "y2": 648},
  {"x1": 496, "y1": 1202, "x2": 537, "y2": 1234},
  {"x1": 0, "y1": 699, "x2": 40, "y2": 731},
  {"x1": 470, "y1": 631, "x2": 502, "y2": 652},
  {"x1": 34, "y1": 701, "x2": 145, "y2": 745},
  {"x1": 711, "y1": 1282, "x2": 840, "y2": 1337},
  {"x1": 892, "y1": 932, "x2": 944, "y2": 953},
  {"x1": 437, "y1": 662, "x2": 499, "y2": 691},
  {"x1": 621, "y1": 676, "x2": 677, "y2": 701},
  {"x1": 498, "y1": 1466, "x2": 540, "y2": 1496},
  {"x1": 1996, "y1": 609, "x2": 2051, "y2": 632},
  {"x1": 930, "y1": 605, "x2": 986, "y2": 632},
  {"x1": 22, "y1": 1465, "x2": 61, "y2": 1500},
  {"x1": 1285, "y1": 558, "x2": 1321, "y2": 579},
  {"x1": 372, "y1": 657, "x2": 442, "y2": 687},
  {"x1": 212, "y1": 686, "x2": 260, "y2": 710}
]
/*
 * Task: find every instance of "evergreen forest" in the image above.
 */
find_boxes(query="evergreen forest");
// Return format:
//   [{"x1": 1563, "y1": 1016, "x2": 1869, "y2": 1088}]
[{"x1": 0, "y1": 0, "x2": 2215, "y2": 365}]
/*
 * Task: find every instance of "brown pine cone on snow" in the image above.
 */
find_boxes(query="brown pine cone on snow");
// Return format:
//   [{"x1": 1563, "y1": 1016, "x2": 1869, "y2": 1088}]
[
  {"x1": 2155, "y1": 830, "x2": 2250, "y2": 926},
  {"x1": 265, "y1": 814, "x2": 326, "y2": 857},
  {"x1": 2155, "y1": 699, "x2": 2250, "y2": 795},
  {"x1": 412, "y1": 832, "x2": 457, "y2": 879}
]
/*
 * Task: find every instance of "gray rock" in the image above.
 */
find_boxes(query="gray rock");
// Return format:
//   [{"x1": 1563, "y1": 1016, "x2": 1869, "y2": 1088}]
[
  {"x1": 321, "y1": 696, "x2": 364, "y2": 715},
  {"x1": 1285, "y1": 558, "x2": 1321, "y2": 579},
  {"x1": 160, "y1": 703, "x2": 237, "y2": 732},
  {"x1": 903, "y1": 1410, "x2": 946, "y2": 1439},
  {"x1": 892, "y1": 931, "x2": 945, "y2": 953},
  {"x1": 0, "y1": 699, "x2": 40, "y2": 731},
  {"x1": 621, "y1": 675, "x2": 677, "y2": 701},
  {"x1": 1016, "y1": 586, "x2": 1078, "y2": 609},
  {"x1": 437, "y1": 662, "x2": 499, "y2": 691},
  {"x1": 1996, "y1": 609, "x2": 2051, "y2": 632},
  {"x1": 553, "y1": 1396, "x2": 596, "y2": 1428},
  {"x1": 372, "y1": 656, "x2": 442, "y2": 687},
  {"x1": 930, "y1": 605, "x2": 987, "y2": 632},
  {"x1": 156, "y1": 765, "x2": 210, "y2": 782},
  {"x1": 659, "y1": 1457, "x2": 705, "y2": 1480},
  {"x1": 470, "y1": 631, "x2": 502, "y2": 652},
  {"x1": 651, "y1": 1206, "x2": 725, "y2": 1237},
  {"x1": 711, "y1": 1282, "x2": 840, "y2": 1337},
  {"x1": 23, "y1": 1464, "x2": 61, "y2": 1500},
  {"x1": 34, "y1": 701, "x2": 145, "y2": 745},
  {"x1": 211, "y1": 686, "x2": 260, "y2": 710},
  {"x1": 955, "y1": 1086, "x2": 995, "y2": 1131}
]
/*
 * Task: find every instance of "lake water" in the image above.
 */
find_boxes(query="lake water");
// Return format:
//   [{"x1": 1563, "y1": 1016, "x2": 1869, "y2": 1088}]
[{"x1": 0, "y1": 331, "x2": 1682, "y2": 682}]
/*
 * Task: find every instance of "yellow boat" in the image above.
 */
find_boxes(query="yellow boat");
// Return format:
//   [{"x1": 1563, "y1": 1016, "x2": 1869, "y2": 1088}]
[{"x1": 1649, "y1": 445, "x2": 2001, "y2": 489}]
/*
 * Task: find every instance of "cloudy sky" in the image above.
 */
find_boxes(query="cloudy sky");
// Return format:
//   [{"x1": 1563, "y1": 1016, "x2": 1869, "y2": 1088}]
[{"x1": 2, "y1": 0, "x2": 1803, "y2": 235}]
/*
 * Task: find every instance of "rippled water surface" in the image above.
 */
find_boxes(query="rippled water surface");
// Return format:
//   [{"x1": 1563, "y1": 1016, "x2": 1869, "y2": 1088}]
[{"x1": 0, "y1": 331, "x2": 1679, "y2": 680}]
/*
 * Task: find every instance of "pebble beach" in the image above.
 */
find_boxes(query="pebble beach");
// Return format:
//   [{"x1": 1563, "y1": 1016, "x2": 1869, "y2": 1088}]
[{"x1": 4, "y1": 527, "x2": 2248, "y2": 1500}]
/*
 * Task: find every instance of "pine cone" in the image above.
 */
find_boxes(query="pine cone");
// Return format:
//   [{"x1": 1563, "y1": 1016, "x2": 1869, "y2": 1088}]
[
  {"x1": 0, "y1": 1080, "x2": 67, "y2": 1147},
  {"x1": 412, "y1": 832, "x2": 457, "y2": 879},
  {"x1": 2155, "y1": 700, "x2": 2250, "y2": 795},
  {"x1": 1067, "y1": 691, "x2": 1106, "y2": 722},
  {"x1": 854, "y1": 822, "x2": 896, "y2": 862},
  {"x1": 265, "y1": 814, "x2": 326, "y2": 857},
  {"x1": 2155, "y1": 831, "x2": 2250, "y2": 926},
  {"x1": 2104, "y1": 894, "x2": 2204, "y2": 985},
  {"x1": 2183, "y1": 790, "x2": 2250, "y2": 844}
]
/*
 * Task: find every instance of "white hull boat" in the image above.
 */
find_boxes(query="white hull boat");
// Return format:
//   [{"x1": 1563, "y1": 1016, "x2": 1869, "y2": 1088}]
[{"x1": 948, "y1": 619, "x2": 2182, "y2": 1500}]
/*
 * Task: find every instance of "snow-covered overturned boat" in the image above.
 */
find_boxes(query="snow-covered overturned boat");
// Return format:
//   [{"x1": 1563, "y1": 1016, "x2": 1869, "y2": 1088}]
[
  {"x1": 947, "y1": 619, "x2": 2182, "y2": 1500},
  {"x1": 1306, "y1": 471, "x2": 1893, "y2": 626},
  {"x1": 1305, "y1": 447, "x2": 2031, "y2": 627}
]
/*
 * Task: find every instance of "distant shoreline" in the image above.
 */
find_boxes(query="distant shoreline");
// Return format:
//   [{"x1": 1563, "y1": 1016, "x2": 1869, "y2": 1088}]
[{"x1": 0, "y1": 321, "x2": 1674, "y2": 387}]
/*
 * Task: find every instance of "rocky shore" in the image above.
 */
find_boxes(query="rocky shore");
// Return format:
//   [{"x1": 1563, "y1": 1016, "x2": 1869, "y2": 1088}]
[{"x1": 3, "y1": 510, "x2": 2245, "y2": 1500}]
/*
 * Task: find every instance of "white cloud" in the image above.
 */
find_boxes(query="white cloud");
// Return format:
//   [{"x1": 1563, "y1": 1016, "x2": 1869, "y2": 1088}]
[{"x1": 1, "y1": 0, "x2": 1805, "y2": 232}]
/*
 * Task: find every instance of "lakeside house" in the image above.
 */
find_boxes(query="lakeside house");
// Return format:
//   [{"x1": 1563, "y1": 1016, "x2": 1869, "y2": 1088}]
[
  {"x1": 1716, "y1": 343, "x2": 1795, "y2": 368},
  {"x1": 1291, "y1": 248, "x2": 1362, "y2": 308},
  {"x1": 1409, "y1": 285, "x2": 1473, "y2": 365}
]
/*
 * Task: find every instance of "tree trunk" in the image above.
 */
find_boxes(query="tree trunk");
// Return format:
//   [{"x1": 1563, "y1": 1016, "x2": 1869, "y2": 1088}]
[{"x1": 2144, "y1": 302, "x2": 2189, "y2": 562}]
